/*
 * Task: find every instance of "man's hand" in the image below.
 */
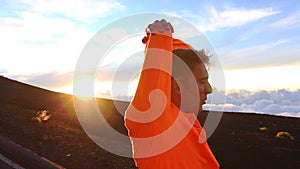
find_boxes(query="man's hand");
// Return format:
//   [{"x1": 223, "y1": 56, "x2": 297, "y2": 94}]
[
  {"x1": 147, "y1": 19, "x2": 174, "y2": 35},
  {"x1": 142, "y1": 19, "x2": 174, "y2": 43}
]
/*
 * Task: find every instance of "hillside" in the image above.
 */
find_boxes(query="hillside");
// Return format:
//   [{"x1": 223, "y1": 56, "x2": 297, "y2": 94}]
[{"x1": 0, "y1": 76, "x2": 299, "y2": 169}]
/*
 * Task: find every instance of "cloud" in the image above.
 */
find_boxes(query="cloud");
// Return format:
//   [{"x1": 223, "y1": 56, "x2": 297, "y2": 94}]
[
  {"x1": 206, "y1": 89, "x2": 300, "y2": 118},
  {"x1": 10, "y1": 71, "x2": 74, "y2": 89},
  {"x1": 220, "y1": 40, "x2": 300, "y2": 69},
  {"x1": 0, "y1": 69, "x2": 8, "y2": 75},
  {"x1": 0, "y1": 31, "x2": 90, "y2": 74},
  {"x1": 0, "y1": 7, "x2": 94, "y2": 74},
  {"x1": 200, "y1": 7, "x2": 279, "y2": 31},
  {"x1": 170, "y1": 7, "x2": 280, "y2": 32},
  {"x1": 252, "y1": 99, "x2": 274, "y2": 111},
  {"x1": 224, "y1": 39, "x2": 289, "y2": 56},
  {"x1": 165, "y1": 7, "x2": 297, "y2": 70},
  {"x1": 0, "y1": 11, "x2": 84, "y2": 43},
  {"x1": 164, "y1": 6, "x2": 282, "y2": 51},
  {"x1": 7, "y1": 0, "x2": 125, "y2": 23},
  {"x1": 270, "y1": 11, "x2": 300, "y2": 29}
]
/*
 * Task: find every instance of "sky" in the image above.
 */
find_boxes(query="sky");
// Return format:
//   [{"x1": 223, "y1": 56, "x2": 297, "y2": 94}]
[{"x1": 1, "y1": 0, "x2": 300, "y2": 117}]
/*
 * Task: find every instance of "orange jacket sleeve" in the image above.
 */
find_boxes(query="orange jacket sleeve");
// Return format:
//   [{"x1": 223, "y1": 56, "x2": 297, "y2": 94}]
[{"x1": 124, "y1": 33, "x2": 174, "y2": 137}]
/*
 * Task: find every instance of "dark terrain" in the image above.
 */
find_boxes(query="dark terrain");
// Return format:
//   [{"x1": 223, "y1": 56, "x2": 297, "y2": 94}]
[{"x1": 0, "y1": 76, "x2": 299, "y2": 169}]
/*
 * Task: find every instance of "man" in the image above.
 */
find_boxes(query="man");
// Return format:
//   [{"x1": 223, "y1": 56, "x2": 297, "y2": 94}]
[{"x1": 124, "y1": 19, "x2": 219, "y2": 169}]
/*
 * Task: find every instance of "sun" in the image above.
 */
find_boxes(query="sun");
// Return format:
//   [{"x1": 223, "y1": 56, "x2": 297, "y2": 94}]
[{"x1": 73, "y1": 76, "x2": 95, "y2": 98}]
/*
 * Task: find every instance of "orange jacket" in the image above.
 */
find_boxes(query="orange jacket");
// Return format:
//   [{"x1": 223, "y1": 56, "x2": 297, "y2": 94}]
[{"x1": 124, "y1": 33, "x2": 219, "y2": 169}]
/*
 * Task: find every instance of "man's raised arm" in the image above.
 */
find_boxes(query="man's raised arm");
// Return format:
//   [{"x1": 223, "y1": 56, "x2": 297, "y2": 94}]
[{"x1": 125, "y1": 19, "x2": 174, "y2": 125}]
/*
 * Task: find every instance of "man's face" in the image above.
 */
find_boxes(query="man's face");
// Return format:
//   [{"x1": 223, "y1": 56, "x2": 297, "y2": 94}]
[
  {"x1": 190, "y1": 63, "x2": 212, "y2": 112},
  {"x1": 173, "y1": 63, "x2": 212, "y2": 113}
]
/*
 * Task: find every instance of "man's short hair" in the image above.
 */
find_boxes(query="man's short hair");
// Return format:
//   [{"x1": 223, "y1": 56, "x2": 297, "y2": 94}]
[{"x1": 172, "y1": 49, "x2": 210, "y2": 78}]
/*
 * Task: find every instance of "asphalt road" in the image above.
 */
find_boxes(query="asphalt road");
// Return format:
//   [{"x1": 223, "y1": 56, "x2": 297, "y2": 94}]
[
  {"x1": 0, "y1": 160, "x2": 15, "y2": 169},
  {"x1": 0, "y1": 135, "x2": 64, "y2": 169},
  {"x1": 0, "y1": 153, "x2": 23, "y2": 169}
]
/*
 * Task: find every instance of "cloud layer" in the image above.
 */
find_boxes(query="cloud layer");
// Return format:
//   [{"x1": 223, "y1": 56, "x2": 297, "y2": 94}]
[
  {"x1": 198, "y1": 7, "x2": 280, "y2": 32},
  {"x1": 167, "y1": 6, "x2": 280, "y2": 32},
  {"x1": 204, "y1": 89, "x2": 300, "y2": 118},
  {"x1": 7, "y1": 0, "x2": 124, "y2": 23}
]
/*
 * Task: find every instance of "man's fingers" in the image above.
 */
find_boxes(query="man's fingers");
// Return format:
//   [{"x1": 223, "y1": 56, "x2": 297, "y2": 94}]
[
  {"x1": 168, "y1": 22, "x2": 174, "y2": 33},
  {"x1": 147, "y1": 24, "x2": 156, "y2": 34},
  {"x1": 162, "y1": 19, "x2": 174, "y2": 33},
  {"x1": 154, "y1": 20, "x2": 164, "y2": 33},
  {"x1": 160, "y1": 20, "x2": 173, "y2": 33},
  {"x1": 146, "y1": 19, "x2": 174, "y2": 34}
]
